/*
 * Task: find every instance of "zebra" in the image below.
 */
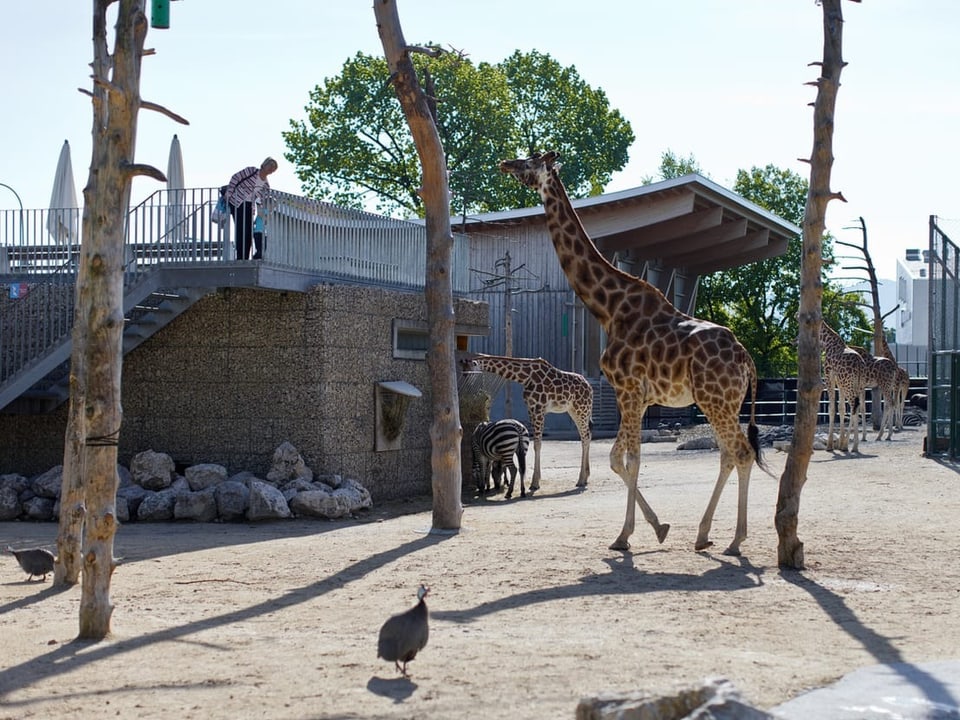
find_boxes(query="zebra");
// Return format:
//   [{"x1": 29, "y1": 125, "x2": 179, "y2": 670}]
[{"x1": 471, "y1": 419, "x2": 530, "y2": 499}]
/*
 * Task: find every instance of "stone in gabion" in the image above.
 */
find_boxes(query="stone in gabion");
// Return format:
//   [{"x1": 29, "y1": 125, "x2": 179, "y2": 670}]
[
  {"x1": 0, "y1": 474, "x2": 29, "y2": 494},
  {"x1": 117, "y1": 484, "x2": 148, "y2": 520},
  {"x1": 290, "y1": 489, "x2": 351, "y2": 519},
  {"x1": 31, "y1": 466, "x2": 63, "y2": 499},
  {"x1": 316, "y1": 473, "x2": 343, "y2": 489},
  {"x1": 130, "y1": 450, "x2": 176, "y2": 491},
  {"x1": 336, "y1": 478, "x2": 372, "y2": 510},
  {"x1": 22, "y1": 496, "x2": 56, "y2": 521},
  {"x1": 280, "y1": 478, "x2": 323, "y2": 500},
  {"x1": 116, "y1": 495, "x2": 130, "y2": 523},
  {"x1": 185, "y1": 463, "x2": 228, "y2": 492},
  {"x1": 3, "y1": 450, "x2": 373, "y2": 524},
  {"x1": 246, "y1": 480, "x2": 291, "y2": 521},
  {"x1": 214, "y1": 481, "x2": 250, "y2": 521},
  {"x1": 138, "y1": 489, "x2": 176, "y2": 521},
  {"x1": 266, "y1": 442, "x2": 313, "y2": 484},
  {"x1": 174, "y1": 490, "x2": 218, "y2": 522},
  {"x1": 0, "y1": 485, "x2": 21, "y2": 520}
]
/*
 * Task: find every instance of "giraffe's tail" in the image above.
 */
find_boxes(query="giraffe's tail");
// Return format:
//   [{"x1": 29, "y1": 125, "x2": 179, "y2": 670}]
[{"x1": 746, "y1": 358, "x2": 772, "y2": 475}]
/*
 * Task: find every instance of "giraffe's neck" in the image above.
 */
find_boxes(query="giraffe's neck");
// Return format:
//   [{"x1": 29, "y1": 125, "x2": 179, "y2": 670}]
[
  {"x1": 475, "y1": 357, "x2": 535, "y2": 385},
  {"x1": 876, "y1": 332, "x2": 896, "y2": 362},
  {"x1": 538, "y1": 174, "x2": 640, "y2": 328},
  {"x1": 821, "y1": 326, "x2": 847, "y2": 360}
]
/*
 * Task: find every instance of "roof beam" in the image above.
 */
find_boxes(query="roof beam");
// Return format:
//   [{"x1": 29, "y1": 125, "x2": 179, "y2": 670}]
[
  {"x1": 685, "y1": 234, "x2": 790, "y2": 275},
  {"x1": 597, "y1": 206, "x2": 723, "y2": 253},
  {"x1": 582, "y1": 189, "x2": 695, "y2": 237},
  {"x1": 628, "y1": 218, "x2": 749, "y2": 261},
  {"x1": 667, "y1": 228, "x2": 771, "y2": 268}
]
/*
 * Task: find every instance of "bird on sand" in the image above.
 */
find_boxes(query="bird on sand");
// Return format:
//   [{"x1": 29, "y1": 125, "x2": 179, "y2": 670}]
[
  {"x1": 377, "y1": 584, "x2": 430, "y2": 677},
  {"x1": 7, "y1": 546, "x2": 56, "y2": 581}
]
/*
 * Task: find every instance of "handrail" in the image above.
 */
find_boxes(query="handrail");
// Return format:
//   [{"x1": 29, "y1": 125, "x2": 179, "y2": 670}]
[{"x1": 0, "y1": 187, "x2": 470, "y2": 289}]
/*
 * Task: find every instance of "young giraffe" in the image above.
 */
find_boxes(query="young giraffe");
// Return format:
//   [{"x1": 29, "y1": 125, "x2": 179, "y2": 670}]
[
  {"x1": 460, "y1": 353, "x2": 593, "y2": 491},
  {"x1": 500, "y1": 151, "x2": 766, "y2": 555},
  {"x1": 876, "y1": 332, "x2": 910, "y2": 431},
  {"x1": 849, "y1": 346, "x2": 898, "y2": 442},
  {"x1": 819, "y1": 322, "x2": 866, "y2": 452}
]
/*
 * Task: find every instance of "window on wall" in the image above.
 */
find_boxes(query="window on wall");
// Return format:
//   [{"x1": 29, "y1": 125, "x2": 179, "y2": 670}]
[{"x1": 393, "y1": 320, "x2": 430, "y2": 359}]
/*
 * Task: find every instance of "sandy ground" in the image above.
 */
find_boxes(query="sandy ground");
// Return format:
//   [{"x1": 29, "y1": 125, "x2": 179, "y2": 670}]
[{"x1": 1, "y1": 425, "x2": 959, "y2": 720}]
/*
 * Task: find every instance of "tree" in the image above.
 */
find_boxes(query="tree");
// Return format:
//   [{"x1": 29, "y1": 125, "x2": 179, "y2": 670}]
[
  {"x1": 642, "y1": 149, "x2": 705, "y2": 183},
  {"x1": 776, "y1": 0, "x2": 856, "y2": 570},
  {"x1": 374, "y1": 0, "x2": 462, "y2": 531},
  {"x1": 694, "y1": 163, "x2": 867, "y2": 376},
  {"x1": 283, "y1": 49, "x2": 633, "y2": 217},
  {"x1": 498, "y1": 50, "x2": 633, "y2": 201},
  {"x1": 56, "y1": 0, "x2": 184, "y2": 638}
]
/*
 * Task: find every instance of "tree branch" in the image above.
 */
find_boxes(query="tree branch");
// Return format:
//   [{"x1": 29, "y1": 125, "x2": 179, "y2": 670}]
[
  {"x1": 122, "y1": 162, "x2": 166, "y2": 182},
  {"x1": 141, "y1": 99, "x2": 189, "y2": 125}
]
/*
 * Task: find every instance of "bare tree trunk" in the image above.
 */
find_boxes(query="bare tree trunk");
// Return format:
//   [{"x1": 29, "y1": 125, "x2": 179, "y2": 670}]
[
  {"x1": 55, "y1": 0, "x2": 116, "y2": 590},
  {"x1": 837, "y1": 216, "x2": 885, "y2": 428},
  {"x1": 375, "y1": 0, "x2": 463, "y2": 531},
  {"x1": 65, "y1": 0, "x2": 151, "y2": 639},
  {"x1": 776, "y1": 0, "x2": 852, "y2": 569}
]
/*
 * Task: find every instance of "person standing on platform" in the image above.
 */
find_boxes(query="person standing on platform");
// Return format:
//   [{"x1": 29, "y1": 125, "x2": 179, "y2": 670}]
[{"x1": 225, "y1": 157, "x2": 277, "y2": 260}]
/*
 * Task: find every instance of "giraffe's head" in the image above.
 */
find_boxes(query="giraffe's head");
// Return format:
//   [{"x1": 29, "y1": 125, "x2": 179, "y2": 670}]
[{"x1": 499, "y1": 151, "x2": 560, "y2": 190}]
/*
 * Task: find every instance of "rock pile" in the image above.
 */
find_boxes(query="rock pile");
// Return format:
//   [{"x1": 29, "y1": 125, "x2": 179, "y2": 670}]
[{"x1": 0, "y1": 441, "x2": 372, "y2": 523}]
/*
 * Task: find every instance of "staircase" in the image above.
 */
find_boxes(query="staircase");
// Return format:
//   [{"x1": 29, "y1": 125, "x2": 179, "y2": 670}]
[
  {"x1": 589, "y1": 376, "x2": 620, "y2": 436},
  {"x1": 0, "y1": 268, "x2": 212, "y2": 413}
]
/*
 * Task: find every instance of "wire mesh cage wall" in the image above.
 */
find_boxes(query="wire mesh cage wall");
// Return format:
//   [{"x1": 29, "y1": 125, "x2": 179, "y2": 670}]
[{"x1": 927, "y1": 216, "x2": 960, "y2": 456}]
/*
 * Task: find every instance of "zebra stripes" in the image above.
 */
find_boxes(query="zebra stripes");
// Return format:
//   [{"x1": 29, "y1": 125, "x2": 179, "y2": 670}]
[{"x1": 471, "y1": 419, "x2": 530, "y2": 499}]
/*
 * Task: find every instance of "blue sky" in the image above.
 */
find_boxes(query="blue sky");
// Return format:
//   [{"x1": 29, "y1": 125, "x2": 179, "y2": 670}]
[{"x1": 3, "y1": 1, "x2": 958, "y2": 280}]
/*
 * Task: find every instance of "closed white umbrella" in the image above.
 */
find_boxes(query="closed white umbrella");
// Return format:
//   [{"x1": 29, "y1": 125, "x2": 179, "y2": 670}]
[
  {"x1": 165, "y1": 134, "x2": 186, "y2": 243},
  {"x1": 47, "y1": 139, "x2": 79, "y2": 246}
]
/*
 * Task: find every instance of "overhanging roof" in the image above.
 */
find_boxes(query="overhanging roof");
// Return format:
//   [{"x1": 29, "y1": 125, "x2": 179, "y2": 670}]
[{"x1": 461, "y1": 173, "x2": 800, "y2": 276}]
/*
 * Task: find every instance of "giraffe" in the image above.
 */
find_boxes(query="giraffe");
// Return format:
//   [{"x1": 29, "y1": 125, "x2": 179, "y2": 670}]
[
  {"x1": 849, "y1": 346, "x2": 898, "y2": 442},
  {"x1": 460, "y1": 353, "x2": 593, "y2": 491},
  {"x1": 876, "y1": 332, "x2": 910, "y2": 431},
  {"x1": 499, "y1": 151, "x2": 766, "y2": 555},
  {"x1": 819, "y1": 322, "x2": 866, "y2": 452}
]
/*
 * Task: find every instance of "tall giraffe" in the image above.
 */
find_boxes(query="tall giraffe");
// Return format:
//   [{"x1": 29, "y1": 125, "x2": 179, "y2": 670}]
[
  {"x1": 819, "y1": 322, "x2": 866, "y2": 452},
  {"x1": 500, "y1": 151, "x2": 766, "y2": 555},
  {"x1": 460, "y1": 353, "x2": 593, "y2": 490}
]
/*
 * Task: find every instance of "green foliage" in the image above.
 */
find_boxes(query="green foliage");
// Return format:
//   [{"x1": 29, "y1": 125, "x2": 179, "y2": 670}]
[
  {"x1": 283, "y1": 49, "x2": 634, "y2": 217},
  {"x1": 642, "y1": 149, "x2": 705, "y2": 183},
  {"x1": 694, "y1": 163, "x2": 869, "y2": 377}
]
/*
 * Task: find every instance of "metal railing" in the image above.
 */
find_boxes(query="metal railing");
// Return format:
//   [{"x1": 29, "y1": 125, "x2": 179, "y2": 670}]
[{"x1": 0, "y1": 188, "x2": 471, "y2": 291}]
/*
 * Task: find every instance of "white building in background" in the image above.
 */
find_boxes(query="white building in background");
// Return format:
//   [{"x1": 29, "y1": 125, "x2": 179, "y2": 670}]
[{"x1": 894, "y1": 248, "x2": 930, "y2": 376}]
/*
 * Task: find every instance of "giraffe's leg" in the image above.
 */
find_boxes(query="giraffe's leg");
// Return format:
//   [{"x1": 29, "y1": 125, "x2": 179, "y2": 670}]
[
  {"x1": 826, "y1": 385, "x2": 836, "y2": 451},
  {"x1": 573, "y1": 411, "x2": 591, "y2": 488},
  {"x1": 838, "y1": 391, "x2": 850, "y2": 452},
  {"x1": 724, "y1": 455, "x2": 753, "y2": 556},
  {"x1": 848, "y1": 392, "x2": 860, "y2": 453},
  {"x1": 865, "y1": 388, "x2": 871, "y2": 440},
  {"x1": 529, "y1": 411, "x2": 544, "y2": 492},
  {"x1": 693, "y1": 414, "x2": 743, "y2": 553},
  {"x1": 608, "y1": 431, "x2": 668, "y2": 551},
  {"x1": 878, "y1": 391, "x2": 895, "y2": 441}
]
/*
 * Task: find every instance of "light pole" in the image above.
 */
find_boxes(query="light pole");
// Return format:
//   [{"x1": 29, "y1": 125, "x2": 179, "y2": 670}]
[{"x1": 0, "y1": 181, "x2": 24, "y2": 245}]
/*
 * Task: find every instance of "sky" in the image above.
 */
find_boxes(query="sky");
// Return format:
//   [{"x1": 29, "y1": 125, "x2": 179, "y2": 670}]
[{"x1": 2, "y1": 1, "x2": 958, "y2": 282}]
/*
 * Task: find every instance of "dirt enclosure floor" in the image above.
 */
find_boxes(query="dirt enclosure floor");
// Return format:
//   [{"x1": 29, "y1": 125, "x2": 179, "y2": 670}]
[{"x1": 2, "y1": 426, "x2": 959, "y2": 719}]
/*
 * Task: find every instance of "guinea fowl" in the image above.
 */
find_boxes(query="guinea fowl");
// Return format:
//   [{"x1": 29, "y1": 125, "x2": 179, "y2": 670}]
[
  {"x1": 377, "y1": 584, "x2": 430, "y2": 677},
  {"x1": 7, "y1": 546, "x2": 56, "y2": 581}
]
